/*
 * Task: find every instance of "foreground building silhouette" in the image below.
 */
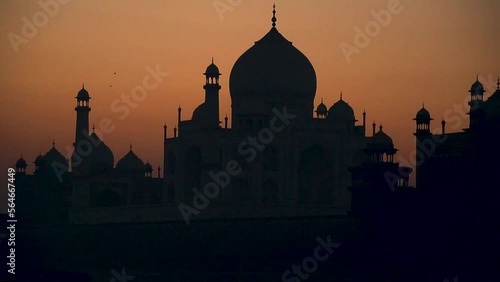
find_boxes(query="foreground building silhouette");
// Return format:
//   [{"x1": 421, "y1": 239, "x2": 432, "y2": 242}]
[{"x1": 12, "y1": 6, "x2": 499, "y2": 282}]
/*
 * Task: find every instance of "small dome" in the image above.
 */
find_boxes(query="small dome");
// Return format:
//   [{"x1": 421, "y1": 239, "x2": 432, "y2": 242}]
[
  {"x1": 88, "y1": 133, "x2": 114, "y2": 171},
  {"x1": 415, "y1": 107, "x2": 431, "y2": 120},
  {"x1": 315, "y1": 100, "x2": 328, "y2": 116},
  {"x1": 469, "y1": 78, "x2": 485, "y2": 95},
  {"x1": 34, "y1": 153, "x2": 46, "y2": 166},
  {"x1": 116, "y1": 149, "x2": 145, "y2": 174},
  {"x1": 205, "y1": 61, "x2": 220, "y2": 76},
  {"x1": 44, "y1": 146, "x2": 67, "y2": 167},
  {"x1": 368, "y1": 126, "x2": 395, "y2": 151},
  {"x1": 328, "y1": 98, "x2": 355, "y2": 121},
  {"x1": 77, "y1": 85, "x2": 90, "y2": 100},
  {"x1": 16, "y1": 156, "x2": 27, "y2": 168},
  {"x1": 145, "y1": 162, "x2": 153, "y2": 173},
  {"x1": 192, "y1": 103, "x2": 207, "y2": 121}
]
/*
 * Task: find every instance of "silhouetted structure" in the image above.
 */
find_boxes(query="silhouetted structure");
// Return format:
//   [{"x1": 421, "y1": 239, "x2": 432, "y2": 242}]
[
  {"x1": 12, "y1": 5, "x2": 499, "y2": 282},
  {"x1": 16, "y1": 5, "x2": 406, "y2": 225}
]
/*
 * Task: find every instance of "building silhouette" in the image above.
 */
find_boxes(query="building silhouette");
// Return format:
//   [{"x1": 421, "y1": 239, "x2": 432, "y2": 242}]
[
  {"x1": 14, "y1": 5, "x2": 410, "y2": 225},
  {"x1": 11, "y1": 5, "x2": 499, "y2": 281}
]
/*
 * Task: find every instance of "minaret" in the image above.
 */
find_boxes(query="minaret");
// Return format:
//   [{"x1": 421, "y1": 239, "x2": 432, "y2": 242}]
[
  {"x1": 203, "y1": 58, "x2": 221, "y2": 128},
  {"x1": 413, "y1": 104, "x2": 433, "y2": 189},
  {"x1": 15, "y1": 155, "x2": 27, "y2": 175},
  {"x1": 74, "y1": 84, "x2": 91, "y2": 147},
  {"x1": 468, "y1": 75, "x2": 485, "y2": 129}
]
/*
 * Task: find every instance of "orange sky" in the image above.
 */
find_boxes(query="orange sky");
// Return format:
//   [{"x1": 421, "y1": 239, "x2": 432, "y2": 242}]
[{"x1": 0, "y1": 0, "x2": 499, "y2": 211}]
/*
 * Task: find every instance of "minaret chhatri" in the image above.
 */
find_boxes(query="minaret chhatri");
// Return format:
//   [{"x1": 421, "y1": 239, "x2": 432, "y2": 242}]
[
  {"x1": 203, "y1": 57, "x2": 221, "y2": 128},
  {"x1": 74, "y1": 83, "x2": 91, "y2": 147},
  {"x1": 413, "y1": 103, "x2": 433, "y2": 189}
]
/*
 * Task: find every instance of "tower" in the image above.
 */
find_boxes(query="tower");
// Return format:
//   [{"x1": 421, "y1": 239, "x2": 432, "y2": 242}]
[
  {"x1": 468, "y1": 76, "x2": 485, "y2": 129},
  {"x1": 349, "y1": 126, "x2": 411, "y2": 217},
  {"x1": 203, "y1": 58, "x2": 221, "y2": 128},
  {"x1": 15, "y1": 155, "x2": 27, "y2": 175},
  {"x1": 74, "y1": 84, "x2": 91, "y2": 146},
  {"x1": 413, "y1": 105, "x2": 433, "y2": 189},
  {"x1": 71, "y1": 84, "x2": 92, "y2": 174}
]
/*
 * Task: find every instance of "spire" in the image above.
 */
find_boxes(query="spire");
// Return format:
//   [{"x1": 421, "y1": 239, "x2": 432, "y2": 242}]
[
  {"x1": 52, "y1": 139, "x2": 55, "y2": 148},
  {"x1": 92, "y1": 124, "x2": 95, "y2": 133},
  {"x1": 321, "y1": 98, "x2": 324, "y2": 104},
  {"x1": 379, "y1": 124, "x2": 383, "y2": 132},
  {"x1": 82, "y1": 82, "x2": 85, "y2": 89},
  {"x1": 129, "y1": 143, "x2": 132, "y2": 151},
  {"x1": 476, "y1": 74, "x2": 479, "y2": 82},
  {"x1": 271, "y1": 3, "x2": 277, "y2": 28},
  {"x1": 497, "y1": 77, "x2": 500, "y2": 90},
  {"x1": 212, "y1": 57, "x2": 214, "y2": 64},
  {"x1": 422, "y1": 102, "x2": 425, "y2": 109},
  {"x1": 340, "y1": 91, "x2": 343, "y2": 100}
]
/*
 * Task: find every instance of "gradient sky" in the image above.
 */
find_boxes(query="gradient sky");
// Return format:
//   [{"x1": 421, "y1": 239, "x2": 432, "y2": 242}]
[{"x1": 0, "y1": 0, "x2": 499, "y2": 211}]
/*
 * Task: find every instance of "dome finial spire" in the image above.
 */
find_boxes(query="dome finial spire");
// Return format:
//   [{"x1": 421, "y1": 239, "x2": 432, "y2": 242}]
[
  {"x1": 52, "y1": 139, "x2": 55, "y2": 148},
  {"x1": 271, "y1": 3, "x2": 277, "y2": 28},
  {"x1": 476, "y1": 74, "x2": 479, "y2": 82},
  {"x1": 212, "y1": 57, "x2": 214, "y2": 64},
  {"x1": 340, "y1": 91, "x2": 343, "y2": 100},
  {"x1": 82, "y1": 82, "x2": 85, "y2": 89},
  {"x1": 92, "y1": 124, "x2": 95, "y2": 133},
  {"x1": 130, "y1": 143, "x2": 132, "y2": 151}
]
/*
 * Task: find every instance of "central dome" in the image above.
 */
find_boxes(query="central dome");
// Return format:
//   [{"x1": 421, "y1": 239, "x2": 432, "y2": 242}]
[{"x1": 229, "y1": 21, "x2": 316, "y2": 118}]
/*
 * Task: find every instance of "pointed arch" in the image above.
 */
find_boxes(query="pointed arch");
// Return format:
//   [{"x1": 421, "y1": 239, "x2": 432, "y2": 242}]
[
  {"x1": 231, "y1": 178, "x2": 250, "y2": 203},
  {"x1": 297, "y1": 144, "x2": 334, "y2": 204},
  {"x1": 166, "y1": 182, "x2": 176, "y2": 203},
  {"x1": 183, "y1": 146, "x2": 202, "y2": 200},
  {"x1": 263, "y1": 146, "x2": 279, "y2": 171},
  {"x1": 167, "y1": 152, "x2": 176, "y2": 176},
  {"x1": 262, "y1": 178, "x2": 279, "y2": 205}
]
